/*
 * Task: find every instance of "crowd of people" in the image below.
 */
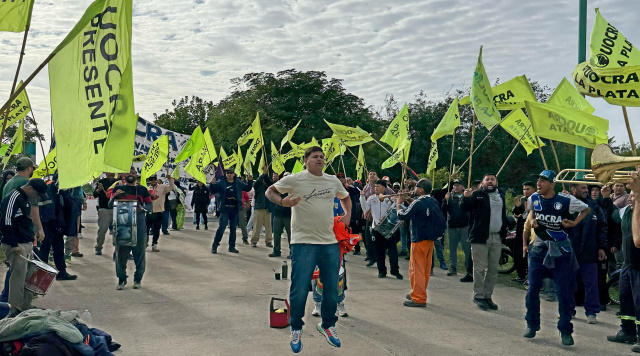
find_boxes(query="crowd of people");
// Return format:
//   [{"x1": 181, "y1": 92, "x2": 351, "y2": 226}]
[{"x1": 0, "y1": 147, "x2": 639, "y2": 354}]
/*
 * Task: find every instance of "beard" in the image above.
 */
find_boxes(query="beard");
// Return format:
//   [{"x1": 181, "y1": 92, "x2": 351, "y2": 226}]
[{"x1": 483, "y1": 185, "x2": 497, "y2": 193}]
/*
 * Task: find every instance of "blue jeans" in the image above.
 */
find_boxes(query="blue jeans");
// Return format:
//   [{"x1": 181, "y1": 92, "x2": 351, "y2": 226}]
[
  {"x1": 399, "y1": 222, "x2": 409, "y2": 252},
  {"x1": 448, "y1": 227, "x2": 471, "y2": 274},
  {"x1": 289, "y1": 243, "x2": 340, "y2": 330},
  {"x1": 525, "y1": 242, "x2": 576, "y2": 335},
  {"x1": 571, "y1": 262, "x2": 600, "y2": 316},
  {"x1": 212, "y1": 208, "x2": 239, "y2": 250},
  {"x1": 432, "y1": 236, "x2": 446, "y2": 266},
  {"x1": 161, "y1": 210, "x2": 170, "y2": 234}
]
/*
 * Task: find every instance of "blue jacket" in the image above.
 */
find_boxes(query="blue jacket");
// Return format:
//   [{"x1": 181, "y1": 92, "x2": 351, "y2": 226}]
[
  {"x1": 209, "y1": 178, "x2": 253, "y2": 211},
  {"x1": 397, "y1": 195, "x2": 444, "y2": 243},
  {"x1": 570, "y1": 198, "x2": 607, "y2": 263}
]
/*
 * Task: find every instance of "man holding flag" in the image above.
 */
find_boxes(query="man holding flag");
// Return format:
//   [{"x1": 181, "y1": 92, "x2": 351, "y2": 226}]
[{"x1": 209, "y1": 169, "x2": 253, "y2": 254}]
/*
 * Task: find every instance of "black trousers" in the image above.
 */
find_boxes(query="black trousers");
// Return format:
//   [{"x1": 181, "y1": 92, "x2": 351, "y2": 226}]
[
  {"x1": 597, "y1": 259, "x2": 609, "y2": 306},
  {"x1": 170, "y1": 208, "x2": 178, "y2": 229},
  {"x1": 619, "y1": 266, "x2": 640, "y2": 337},
  {"x1": 372, "y1": 229, "x2": 400, "y2": 275},
  {"x1": 194, "y1": 204, "x2": 208, "y2": 226},
  {"x1": 146, "y1": 212, "x2": 163, "y2": 245},
  {"x1": 38, "y1": 222, "x2": 67, "y2": 275},
  {"x1": 508, "y1": 234, "x2": 528, "y2": 279}
]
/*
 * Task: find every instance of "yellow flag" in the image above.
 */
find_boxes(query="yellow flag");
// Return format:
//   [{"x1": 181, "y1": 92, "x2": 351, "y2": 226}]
[
  {"x1": 175, "y1": 126, "x2": 205, "y2": 163},
  {"x1": 292, "y1": 159, "x2": 304, "y2": 173},
  {"x1": 0, "y1": 0, "x2": 34, "y2": 32},
  {"x1": 289, "y1": 142, "x2": 306, "y2": 158},
  {"x1": 499, "y1": 109, "x2": 544, "y2": 155},
  {"x1": 382, "y1": 139, "x2": 411, "y2": 170},
  {"x1": 589, "y1": 8, "x2": 640, "y2": 69},
  {"x1": 547, "y1": 78, "x2": 595, "y2": 114},
  {"x1": 171, "y1": 166, "x2": 180, "y2": 179},
  {"x1": 324, "y1": 121, "x2": 373, "y2": 147},
  {"x1": 237, "y1": 113, "x2": 262, "y2": 146},
  {"x1": 235, "y1": 146, "x2": 243, "y2": 176},
  {"x1": 355, "y1": 145, "x2": 365, "y2": 181},
  {"x1": 220, "y1": 146, "x2": 237, "y2": 168},
  {"x1": 470, "y1": 46, "x2": 501, "y2": 129},
  {"x1": 33, "y1": 147, "x2": 58, "y2": 178},
  {"x1": 2, "y1": 120, "x2": 24, "y2": 166},
  {"x1": 460, "y1": 75, "x2": 537, "y2": 110},
  {"x1": 280, "y1": 120, "x2": 301, "y2": 150},
  {"x1": 185, "y1": 128, "x2": 217, "y2": 183},
  {"x1": 245, "y1": 135, "x2": 264, "y2": 165},
  {"x1": 141, "y1": 135, "x2": 169, "y2": 187},
  {"x1": 380, "y1": 104, "x2": 409, "y2": 151},
  {"x1": 258, "y1": 154, "x2": 267, "y2": 174},
  {"x1": 300, "y1": 138, "x2": 321, "y2": 150},
  {"x1": 270, "y1": 141, "x2": 285, "y2": 174},
  {"x1": 322, "y1": 135, "x2": 342, "y2": 164},
  {"x1": 431, "y1": 97, "x2": 460, "y2": 141},
  {"x1": 50, "y1": 0, "x2": 136, "y2": 188},
  {"x1": 0, "y1": 81, "x2": 31, "y2": 128},
  {"x1": 525, "y1": 101, "x2": 609, "y2": 149},
  {"x1": 426, "y1": 141, "x2": 438, "y2": 174},
  {"x1": 132, "y1": 154, "x2": 146, "y2": 162}
]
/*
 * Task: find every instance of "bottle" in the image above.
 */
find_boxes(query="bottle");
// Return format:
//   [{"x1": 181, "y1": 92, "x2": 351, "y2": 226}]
[
  {"x1": 282, "y1": 261, "x2": 288, "y2": 280},
  {"x1": 80, "y1": 310, "x2": 92, "y2": 326}
]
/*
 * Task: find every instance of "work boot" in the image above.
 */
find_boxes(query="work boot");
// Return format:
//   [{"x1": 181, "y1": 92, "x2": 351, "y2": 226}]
[
  {"x1": 561, "y1": 333, "x2": 574, "y2": 346},
  {"x1": 484, "y1": 298, "x2": 498, "y2": 310},
  {"x1": 366, "y1": 260, "x2": 376, "y2": 267},
  {"x1": 460, "y1": 274, "x2": 473, "y2": 283},
  {"x1": 473, "y1": 298, "x2": 490, "y2": 311},
  {"x1": 196, "y1": 225, "x2": 200, "y2": 230},
  {"x1": 56, "y1": 272, "x2": 78, "y2": 281},
  {"x1": 228, "y1": 248, "x2": 239, "y2": 253},
  {"x1": 211, "y1": 245, "x2": 218, "y2": 254},
  {"x1": 607, "y1": 330, "x2": 637, "y2": 344},
  {"x1": 204, "y1": 225, "x2": 208, "y2": 230}
]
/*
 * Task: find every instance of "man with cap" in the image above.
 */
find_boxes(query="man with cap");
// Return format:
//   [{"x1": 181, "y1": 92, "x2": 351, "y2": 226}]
[
  {"x1": 442, "y1": 179, "x2": 471, "y2": 278},
  {"x1": 209, "y1": 169, "x2": 253, "y2": 254},
  {"x1": 362, "y1": 170, "x2": 395, "y2": 266},
  {"x1": 523, "y1": 170, "x2": 590, "y2": 346},
  {"x1": 0, "y1": 178, "x2": 49, "y2": 316},
  {"x1": 250, "y1": 165, "x2": 273, "y2": 248},
  {"x1": 2, "y1": 157, "x2": 44, "y2": 240},
  {"x1": 463, "y1": 173, "x2": 513, "y2": 311}
]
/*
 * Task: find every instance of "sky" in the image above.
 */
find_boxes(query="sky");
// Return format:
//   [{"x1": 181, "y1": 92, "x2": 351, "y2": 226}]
[{"x1": 1, "y1": 0, "x2": 640, "y2": 162}]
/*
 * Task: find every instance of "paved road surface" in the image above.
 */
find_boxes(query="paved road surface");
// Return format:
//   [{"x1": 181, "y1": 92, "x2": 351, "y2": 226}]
[{"x1": 28, "y1": 200, "x2": 632, "y2": 355}]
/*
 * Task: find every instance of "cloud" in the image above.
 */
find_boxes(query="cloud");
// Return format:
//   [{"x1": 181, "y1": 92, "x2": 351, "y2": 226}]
[{"x1": 1, "y1": 0, "x2": 639, "y2": 162}]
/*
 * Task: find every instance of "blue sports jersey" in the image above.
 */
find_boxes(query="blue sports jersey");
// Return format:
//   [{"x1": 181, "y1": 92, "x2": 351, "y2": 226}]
[{"x1": 527, "y1": 192, "x2": 589, "y2": 241}]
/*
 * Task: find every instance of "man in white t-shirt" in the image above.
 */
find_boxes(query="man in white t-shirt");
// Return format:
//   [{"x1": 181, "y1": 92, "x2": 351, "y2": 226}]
[{"x1": 266, "y1": 146, "x2": 351, "y2": 353}]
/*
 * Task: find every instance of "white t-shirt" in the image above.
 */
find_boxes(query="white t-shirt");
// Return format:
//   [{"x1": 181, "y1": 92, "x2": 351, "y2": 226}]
[{"x1": 274, "y1": 170, "x2": 349, "y2": 244}]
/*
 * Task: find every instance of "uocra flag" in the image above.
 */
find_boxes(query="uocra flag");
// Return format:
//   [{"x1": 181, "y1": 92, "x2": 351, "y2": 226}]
[
  {"x1": 49, "y1": 0, "x2": 136, "y2": 188},
  {"x1": 0, "y1": 0, "x2": 34, "y2": 32}
]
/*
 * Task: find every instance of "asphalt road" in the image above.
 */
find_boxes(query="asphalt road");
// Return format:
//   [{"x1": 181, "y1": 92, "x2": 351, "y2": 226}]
[{"x1": 28, "y1": 199, "x2": 634, "y2": 355}]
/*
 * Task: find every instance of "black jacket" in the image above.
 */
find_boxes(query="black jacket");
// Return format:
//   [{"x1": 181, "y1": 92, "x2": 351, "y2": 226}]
[
  {"x1": 191, "y1": 185, "x2": 211, "y2": 207},
  {"x1": 512, "y1": 198, "x2": 528, "y2": 240},
  {"x1": 0, "y1": 188, "x2": 34, "y2": 247},
  {"x1": 209, "y1": 178, "x2": 253, "y2": 212},
  {"x1": 93, "y1": 178, "x2": 116, "y2": 209},
  {"x1": 462, "y1": 188, "x2": 513, "y2": 243},
  {"x1": 570, "y1": 198, "x2": 608, "y2": 263},
  {"x1": 441, "y1": 194, "x2": 469, "y2": 228},
  {"x1": 253, "y1": 174, "x2": 273, "y2": 210},
  {"x1": 597, "y1": 197, "x2": 622, "y2": 250}
]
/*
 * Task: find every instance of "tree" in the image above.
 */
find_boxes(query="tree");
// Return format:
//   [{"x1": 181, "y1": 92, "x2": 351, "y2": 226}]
[{"x1": 153, "y1": 96, "x2": 212, "y2": 135}]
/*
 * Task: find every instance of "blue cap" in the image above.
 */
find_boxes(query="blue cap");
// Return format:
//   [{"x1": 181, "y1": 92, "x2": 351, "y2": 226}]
[{"x1": 538, "y1": 170, "x2": 557, "y2": 182}]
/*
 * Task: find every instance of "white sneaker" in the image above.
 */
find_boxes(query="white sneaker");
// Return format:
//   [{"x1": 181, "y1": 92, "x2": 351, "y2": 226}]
[
  {"x1": 587, "y1": 315, "x2": 597, "y2": 324},
  {"x1": 336, "y1": 302, "x2": 348, "y2": 317},
  {"x1": 77, "y1": 233, "x2": 83, "y2": 239},
  {"x1": 312, "y1": 302, "x2": 321, "y2": 316},
  {"x1": 152, "y1": 244, "x2": 159, "y2": 252}
]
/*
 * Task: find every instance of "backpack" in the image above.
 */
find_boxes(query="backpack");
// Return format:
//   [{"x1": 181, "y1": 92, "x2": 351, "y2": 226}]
[{"x1": 423, "y1": 196, "x2": 446, "y2": 240}]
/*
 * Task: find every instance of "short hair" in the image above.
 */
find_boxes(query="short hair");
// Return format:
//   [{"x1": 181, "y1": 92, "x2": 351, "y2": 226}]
[
  {"x1": 471, "y1": 179, "x2": 482, "y2": 186},
  {"x1": 375, "y1": 180, "x2": 387, "y2": 188},
  {"x1": 368, "y1": 169, "x2": 377, "y2": 174},
  {"x1": 416, "y1": 178, "x2": 432, "y2": 193},
  {"x1": 303, "y1": 146, "x2": 323, "y2": 160},
  {"x1": 522, "y1": 181, "x2": 535, "y2": 188},
  {"x1": 483, "y1": 173, "x2": 497, "y2": 180}
]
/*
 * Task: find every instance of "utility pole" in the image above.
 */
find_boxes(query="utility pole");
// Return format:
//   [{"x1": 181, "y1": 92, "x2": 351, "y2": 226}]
[{"x1": 576, "y1": 0, "x2": 587, "y2": 176}]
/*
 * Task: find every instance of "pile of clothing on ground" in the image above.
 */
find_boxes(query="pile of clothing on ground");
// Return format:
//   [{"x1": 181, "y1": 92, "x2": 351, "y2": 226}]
[{"x1": 0, "y1": 309, "x2": 120, "y2": 356}]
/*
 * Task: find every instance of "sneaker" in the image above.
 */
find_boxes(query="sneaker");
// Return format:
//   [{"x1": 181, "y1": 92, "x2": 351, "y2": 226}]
[
  {"x1": 204, "y1": 225, "x2": 208, "y2": 230},
  {"x1": 95, "y1": 249, "x2": 102, "y2": 256},
  {"x1": 266, "y1": 243, "x2": 273, "y2": 248},
  {"x1": 251, "y1": 243, "x2": 257, "y2": 248},
  {"x1": 353, "y1": 250, "x2": 361, "y2": 255},
  {"x1": 366, "y1": 260, "x2": 376, "y2": 267},
  {"x1": 398, "y1": 250, "x2": 407, "y2": 257},
  {"x1": 632, "y1": 342, "x2": 640, "y2": 353},
  {"x1": 523, "y1": 327, "x2": 539, "y2": 338},
  {"x1": 607, "y1": 330, "x2": 637, "y2": 344},
  {"x1": 56, "y1": 272, "x2": 78, "y2": 281},
  {"x1": 512, "y1": 277, "x2": 526, "y2": 283},
  {"x1": 243, "y1": 240, "x2": 249, "y2": 245},
  {"x1": 391, "y1": 272, "x2": 403, "y2": 280},
  {"x1": 290, "y1": 328, "x2": 303, "y2": 353},
  {"x1": 586, "y1": 315, "x2": 597, "y2": 324},
  {"x1": 77, "y1": 233, "x2": 83, "y2": 239},
  {"x1": 162, "y1": 231, "x2": 170, "y2": 235},
  {"x1": 196, "y1": 226, "x2": 200, "y2": 230},
  {"x1": 71, "y1": 252, "x2": 83, "y2": 258},
  {"x1": 151, "y1": 244, "x2": 159, "y2": 252},
  {"x1": 546, "y1": 293, "x2": 557, "y2": 302},
  {"x1": 447, "y1": 271, "x2": 458, "y2": 276},
  {"x1": 268, "y1": 253, "x2": 281, "y2": 257},
  {"x1": 378, "y1": 273, "x2": 387, "y2": 278},
  {"x1": 211, "y1": 245, "x2": 218, "y2": 254},
  {"x1": 317, "y1": 323, "x2": 341, "y2": 348},
  {"x1": 403, "y1": 299, "x2": 426, "y2": 308},
  {"x1": 440, "y1": 262, "x2": 447, "y2": 270},
  {"x1": 336, "y1": 302, "x2": 348, "y2": 317},
  {"x1": 560, "y1": 333, "x2": 574, "y2": 346},
  {"x1": 312, "y1": 302, "x2": 321, "y2": 316},
  {"x1": 485, "y1": 298, "x2": 498, "y2": 310},
  {"x1": 133, "y1": 281, "x2": 141, "y2": 289},
  {"x1": 117, "y1": 280, "x2": 126, "y2": 290},
  {"x1": 473, "y1": 298, "x2": 490, "y2": 311},
  {"x1": 228, "y1": 248, "x2": 239, "y2": 253},
  {"x1": 460, "y1": 274, "x2": 473, "y2": 283}
]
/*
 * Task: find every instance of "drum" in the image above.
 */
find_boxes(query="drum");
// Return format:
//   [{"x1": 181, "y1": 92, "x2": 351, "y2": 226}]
[
  {"x1": 113, "y1": 200, "x2": 138, "y2": 247},
  {"x1": 372, "y1": 206, "x2": 402, "y2": 239},
  {"x1": 22, "y1": 255, "x2": 58, "y2": 296}
]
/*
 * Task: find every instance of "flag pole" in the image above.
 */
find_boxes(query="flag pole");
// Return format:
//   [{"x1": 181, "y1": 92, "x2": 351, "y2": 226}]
[
  {"x1": 622, "y1": 106, "x2": 637, "y2": 155},
  {"x1": 367, "y1": 134, "x2": 418, "y2": 175},
  {"x1": 496, "y1": 125, "x2": 533, "y2": 177},
  {"x1": 549, "y1": 140, "x2": 565, "y2": 190},
  {"x1": 536, "y1": 137, "x2": 548, "y2": 170},
  {"x1": 467, "y1": 113, "x2": 477, "y2": 188},
  {"x1": 451, "y1": 119, "x2": 500, "y2": 177}
]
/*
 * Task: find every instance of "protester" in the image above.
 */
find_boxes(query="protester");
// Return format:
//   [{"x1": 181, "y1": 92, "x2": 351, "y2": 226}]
[
  {"x1": 598, "y1": 185, "x2": 625, "y2": 275},
  {"x1": 463, "y1": 173, "x2": 513, "y2": 311},
  {"x1": 167, "y1": 181, "x2": 181, "y2": 231},
  {"x1": 251, "y1": 166, "x2": 273, "y2": 248},
  {"x1": 612, "y1": 182, "x2": 630, "y2": 208},
  {"x1": 270, "y1": 173, "x2": 291, "y2": 258},
  {"x1": 209, "y1": 169, "x2": 253, "y2": 254},
  {"x1": 400, "y1": 178, "x2": 417, "y2": 259},
  {"x1": 511, "y1": 181, "x2": 536, "y2": 282},
  {"x1": 146, "y1": 175, "x2": 175, "y2": 252},
  {"x1": 191, "y1": 181, "x2": 210, "y2": 230},
  {"x1": 569, "y1": 183, "x2": 607, "y2": 324},
  {"x1": 266, "y1": 146, "x2": 350, "y2": 353},
  {"x1": 239, "y1": 188, "x2": 251, "y2": 245},
  {"x1": 442, "y1": 180, "x2": 471, "y2": 279},
  {"x1": 93, "y1": 173, "x2": 117, "y2": 255},
  {"x1": 0, "y1": 170, "x2": 14, "y2": 197},
  {"x1": 523, "y1": 170, "x2": 590, "y2": 346},
  {"x1": 362, "y1": 170, "x2": 394, "y2": 266}
]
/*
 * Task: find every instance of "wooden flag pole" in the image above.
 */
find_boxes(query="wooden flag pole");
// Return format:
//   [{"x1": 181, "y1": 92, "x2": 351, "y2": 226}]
[
  {"x1": 549, "y1": 140, "x2": 565, "y2": 190},
  {"x1": 368, "y1": 135, "x2": 418, "y2": 175},
  {"x1": 467, "y1": 114, "x2": 477, "y2": 188},
  {"x1": 452, "y1": 121, "x2": 500, "y2": 177},
  {"x1": 622, "y1": 106, "x2": 637, "y2": 155},
  {"x1": 535, "y1": 137, "x2": 548, "y2": 170},
  {"x1": 496, "y1": 125, "x2": 533, "y2": 177}
]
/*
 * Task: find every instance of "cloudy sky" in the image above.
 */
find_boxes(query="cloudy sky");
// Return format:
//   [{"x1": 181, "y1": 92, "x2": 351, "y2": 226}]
[{"x1": 1, "y1": 0, "x2": 640, "y2": 161}]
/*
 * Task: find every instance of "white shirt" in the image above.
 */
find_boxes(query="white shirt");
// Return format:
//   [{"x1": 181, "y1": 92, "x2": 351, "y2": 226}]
[
  {"x1": 274, "y1": 170, "x2": 349, "y2": 244},
  {"x1": 360, "y1": 194, "x2": 394, "y2": 228}
]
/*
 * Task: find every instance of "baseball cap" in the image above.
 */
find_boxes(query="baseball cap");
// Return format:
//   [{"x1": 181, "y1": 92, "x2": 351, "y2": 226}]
[
  {"x1": 283, "y1": 172, "x2": 291, "y2": 177},
  {"x1": 336, "y1": 172, "x2": 345, "y2": 178},
  {"x1": 538, "y1": 170, "x2": 557, "y2": 182},
  {"x1": 452, "y1": 179, "x2": 462, "y2": 186},
  {"x1": 27, "y1": 178, "x2": 49, "y2": 200},
  {"x1": 393, "y1": 182, "x2": 400, "y2": 187},
  {"x1": 382, "y1": 176, "x2": 390, "y2": 182},
  {"x1": 16, "y1": 157, "x2": 35, "y2": 171}
]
